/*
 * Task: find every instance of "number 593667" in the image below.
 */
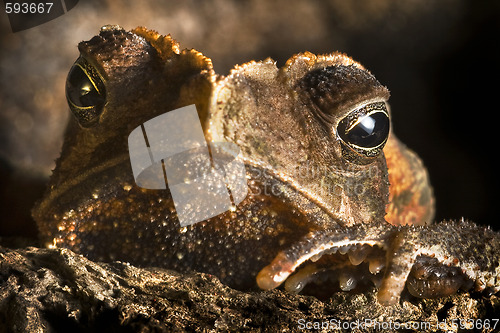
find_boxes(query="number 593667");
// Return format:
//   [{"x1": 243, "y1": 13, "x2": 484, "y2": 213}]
[{"x1": 5, "y1": 2, "x2": 53, "y2": 14}]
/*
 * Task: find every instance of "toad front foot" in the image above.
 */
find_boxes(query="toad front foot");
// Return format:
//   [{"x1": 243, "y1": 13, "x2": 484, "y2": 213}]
[{"x1": 257, "y1": 220, "x2": 500, "y2": 306}]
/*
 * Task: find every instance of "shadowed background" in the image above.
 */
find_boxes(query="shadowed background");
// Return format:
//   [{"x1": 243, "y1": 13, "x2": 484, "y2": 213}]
[{"x1": 0, "y1": 0, "x2": 499, "y2": 241}]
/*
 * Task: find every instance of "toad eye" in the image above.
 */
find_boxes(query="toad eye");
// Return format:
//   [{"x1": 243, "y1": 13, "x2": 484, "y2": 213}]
[
  {"x1": 337, "y1": 102, "x2": 390, "y2": 162},
  {"x1": 66, "y1": 57, "x2": 106, "y2": 127}
]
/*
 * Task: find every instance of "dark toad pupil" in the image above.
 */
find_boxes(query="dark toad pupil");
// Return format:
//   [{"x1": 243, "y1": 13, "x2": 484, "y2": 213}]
[
  {"x1": 66, "y1": 65, "x2": 103, "y2": 108},
  {"x1": 344, "y1": 112, "x2": 389, "y2": 148}
]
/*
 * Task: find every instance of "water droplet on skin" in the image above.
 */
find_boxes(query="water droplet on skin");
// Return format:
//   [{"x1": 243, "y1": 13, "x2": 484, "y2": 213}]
[
  {"x1": 339, "y1": 272, "x2": 357, "y2": 291},
  {"x1": 348, "y1": 246, "x2": 370, "y2": 265},
  {"x1": 339, "y1": 246, "x2": 350, "y2": 255},
  {"x1": 369, "y1": 258, "x2": 385, "y2": 274},
  {"x1": 284, "y1": 264, "x2": 320, "y2": 293}
]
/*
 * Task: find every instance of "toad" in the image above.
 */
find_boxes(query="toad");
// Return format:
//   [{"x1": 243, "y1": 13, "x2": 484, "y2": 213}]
[{"x1": 33, "y1": 26, "x2": 500, "y2": 305}]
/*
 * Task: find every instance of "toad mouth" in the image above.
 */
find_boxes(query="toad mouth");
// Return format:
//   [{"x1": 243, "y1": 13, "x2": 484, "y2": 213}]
[{"x1": 241, "y1": 157, "x2": 372, "y2": 226}]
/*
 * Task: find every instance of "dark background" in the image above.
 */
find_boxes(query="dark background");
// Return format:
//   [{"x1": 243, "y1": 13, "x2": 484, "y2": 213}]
[{"x1": 1, "y1": 0, "x2": 499, "y2": 242}]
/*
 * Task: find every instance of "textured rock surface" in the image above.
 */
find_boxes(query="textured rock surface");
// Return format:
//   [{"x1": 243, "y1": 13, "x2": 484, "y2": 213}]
[{"x1": 0, "y1": 246, "x2": 498, "y2": 332}]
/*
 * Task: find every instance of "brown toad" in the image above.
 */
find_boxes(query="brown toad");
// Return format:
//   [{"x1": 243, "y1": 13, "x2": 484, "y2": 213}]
[{"x1": 33, "y1": 26, "x2": 500, "y2": 305}]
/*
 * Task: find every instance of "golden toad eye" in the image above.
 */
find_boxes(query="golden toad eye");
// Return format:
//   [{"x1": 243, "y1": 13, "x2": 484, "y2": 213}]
[
  {"x1": 65, "y1": 57, "x2": 106, "y2": 127},
  {"x1": 337, "y1": 102, "x2": 390, "y2": 162}
]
